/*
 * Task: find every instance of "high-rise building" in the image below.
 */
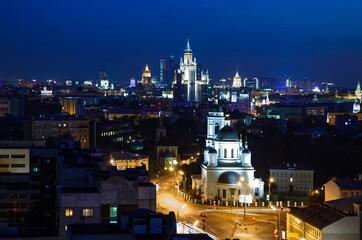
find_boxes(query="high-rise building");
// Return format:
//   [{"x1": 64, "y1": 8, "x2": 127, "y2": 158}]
[
  {"x1": 178, "y1": 34, "x2": 210, "y2": 103},
  {"x1": 232, "y1": 69, "x2": 242, "y2": 88},
  {"x1": 129, "y1": 78, "x2": 136, "y2": 88},
  {"x1": 168, "y1": 55, "x2": 176, "y2": 86},
  {"x1": 243, "y1": 77, "x2": 259, "y2": 90},
  {"x1": 159, "y1": 59, "x2": 167, "y2": 85},
  {"x1": 100, "y1": 70, "x2": 110, "y2": 90},
  {"x1": 142, "y1": 64, "x2": 152, "y2": 85},
  {"x1": 355, "y1": 81, "x2": 361, "y2": 100},
  {"x1": 61, "y1": 97, "x2": 84, "y2": 117}
]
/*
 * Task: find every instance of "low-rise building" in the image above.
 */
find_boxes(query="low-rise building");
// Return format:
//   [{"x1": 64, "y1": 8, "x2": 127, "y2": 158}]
[
  {"x1": 32, "y1": 115, "x2": 90, "y2": 148},
  {"x1": 324, "y1": 176, "x2": 362, "y2": 201},
  {"x1": 287, "y1": 195, "x2": 362, "y2": 240},
  {"x1": 67, "y1": 209, "x2": 213, "y2": 240},
  {"x1": 109, "y1": 151, "x2": 149, "y2": 171},
  {"x1": 269, "y1": 162, "x2": 314, "y2": 194}
]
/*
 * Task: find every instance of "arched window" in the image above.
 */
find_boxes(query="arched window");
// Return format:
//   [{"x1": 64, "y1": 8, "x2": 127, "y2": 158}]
[
  {"x1": 215, "y1": 123, "x2": 220, "y2": 135},
  {"x1": 224, "y1": 149, "x2": 227, "y2": 158},
  {"x1": 231, "y1": 149, "x2": 234, "y2": 158}
]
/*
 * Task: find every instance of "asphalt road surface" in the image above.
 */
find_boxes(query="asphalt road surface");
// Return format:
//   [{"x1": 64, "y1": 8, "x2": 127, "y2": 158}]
[{"x1": 154, "y1": 174, "x2": 287, "y2": 240}]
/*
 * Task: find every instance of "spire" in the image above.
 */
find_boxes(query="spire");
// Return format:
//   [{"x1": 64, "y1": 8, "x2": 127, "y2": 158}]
[
  {"x1": 145, "y1": 64, "x2": 149, "y2": 71},
  {"x1": 185, "y1": 33, "x2": 192, "y2": 53},
  {"x1": 244, "y1": 136, "x2": 248, "y2": 148}
]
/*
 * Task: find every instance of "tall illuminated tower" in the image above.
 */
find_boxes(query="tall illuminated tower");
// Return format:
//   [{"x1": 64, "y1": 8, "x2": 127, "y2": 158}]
[
  {"x1": 232, "y1": 68, "x2": 242, "y2": 88},
  {"x1": 100, "y1": 70, "x2": 109, "y2": 90},
  {"x1": 178, "y1": 34, "x2": 210, "y2": 103},
  {"x1": 142, "y1": 64, "x2": 152, "y2": 85}
]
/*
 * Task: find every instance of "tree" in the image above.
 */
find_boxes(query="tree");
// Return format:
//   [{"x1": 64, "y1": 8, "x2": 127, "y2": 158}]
[{"x1": 304, "y1": 189, "x2": 324, "y2": 205}]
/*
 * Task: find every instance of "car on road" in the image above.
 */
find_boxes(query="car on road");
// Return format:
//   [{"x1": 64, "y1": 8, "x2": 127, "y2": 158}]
[{"x1": 200, "y1": 212, "x2": 207, "y2": 217}]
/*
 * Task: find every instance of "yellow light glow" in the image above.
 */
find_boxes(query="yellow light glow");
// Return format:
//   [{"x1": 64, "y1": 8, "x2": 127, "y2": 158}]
[
  {"x1": 179, "y1": 171, "x2": 184, "y2": 175},
  {"x1": 270, "y1": 178, "x2": 274, "y2": 183}
]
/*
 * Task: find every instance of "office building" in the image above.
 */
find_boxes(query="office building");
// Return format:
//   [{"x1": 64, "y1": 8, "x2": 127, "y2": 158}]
[{"x1": 269, "y1": 162, "x2": 314, "y2": 194}]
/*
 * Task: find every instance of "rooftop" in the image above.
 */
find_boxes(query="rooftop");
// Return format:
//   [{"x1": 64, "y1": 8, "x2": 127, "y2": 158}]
[{"x1": 270, "y1": 162, "x2": 314, "y2": 171}]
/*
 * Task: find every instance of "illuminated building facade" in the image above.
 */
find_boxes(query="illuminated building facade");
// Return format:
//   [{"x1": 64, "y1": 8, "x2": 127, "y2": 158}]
[
  {"x1": 32, "y1": 115, "x2": 90, "y2": 148},
  {"x1": 100, "y1": 71, "x2": 110, "y2": 90},
  {"x1": 178, "y1": 35, "x2": 210, "y2": 103},
  {"x1": 61, "y1": 97, "x2": 84, "y2": 117},
  {"x1": 232, "y1": 70, "x2": 242, "y2": 88},
  {"x1": 355, "y1": 81, "x2": 362, "y2": 100},
  {"x1": 142, "y1": 64, "x2": 152, "y2": 85},
  {"x1": 269, "y1": 162, "x2": 314, "y2": 194},
  {"x1": 193, "y1": 106, "x2": 264, "y2": 201}
]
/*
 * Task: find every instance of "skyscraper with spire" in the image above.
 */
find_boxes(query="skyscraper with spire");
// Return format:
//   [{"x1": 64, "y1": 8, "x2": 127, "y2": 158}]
[
  {"x1": 355, "y1": 81, "x2": 362, "y2": 100},
  {"x1": 232, "y1": 68, "x2": 242, "y2": 88},
  {"x1": 177, "y1": 34, "x2": 210, "y2": 103},
  {"x1": 142, "y1": 64, "x2": 151, "y2": 85}
]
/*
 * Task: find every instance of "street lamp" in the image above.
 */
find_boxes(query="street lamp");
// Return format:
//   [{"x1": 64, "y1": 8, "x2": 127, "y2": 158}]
[
  {"x1": 176, "y1": 204, "x2": 186, "y2": 222},
  {"x1": 237, "y1": 177, "x2": 247, "y2": 221},
  {"x1": 269, "y1": 177, "x2": 274, "y2": 207},
  {"x1": 179, "y1": 171, "x2": 186, "y2": 192}
]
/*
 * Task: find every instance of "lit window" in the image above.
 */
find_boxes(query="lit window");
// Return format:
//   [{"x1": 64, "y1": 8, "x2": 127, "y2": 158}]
[
  {"x1": 82, "y1": 209, "x2": 93, "y2": 216},
  {"x1": 110, "y1": 207, "x2": 117, "y2": 218},
  {"x1": 32, "y1": 167, "x2": 39, "y2": 173},
  {"x1": 65, "y1": 209, "x2": 73, "y2": 217}
]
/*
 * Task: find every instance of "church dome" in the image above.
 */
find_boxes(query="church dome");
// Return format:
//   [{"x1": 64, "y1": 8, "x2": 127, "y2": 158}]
[
  {"x1": 242, "y1": 148, "x2": 251, "y2": 154},
  {"x1": 209, "y1": 104, "x2": 223, "y2": 113},
  {"x1": 218, "y1": 172, "x2": 241, "y2": 184},
  {"x1": 208, "y1": 147, "x2": 217, "y2": 154},
  {"x1": 216, "y1": 125, "x2": 239, "y2": 141}
]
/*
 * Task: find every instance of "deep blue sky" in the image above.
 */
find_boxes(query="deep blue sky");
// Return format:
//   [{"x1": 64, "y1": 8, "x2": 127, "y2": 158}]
[{"x1": 1, "y1": 0, "x2": 362, "y2": 87}]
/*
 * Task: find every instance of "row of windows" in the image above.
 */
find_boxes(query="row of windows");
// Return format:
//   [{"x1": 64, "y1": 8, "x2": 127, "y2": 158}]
[
  {"x1": 217, "y1": 148, "x2": 237, "y2": 158},
  {"x1": 101, "y1": 129, "x2": 132, "y2": 136},
  {"x1": 271, "y1": 172, "x2": 312, "y2": 178},
  {"x1": 341, "y1": 191, "x2": 360, "y2": 197},
  {"x1": 0, "y1": 163, "x2": 26, "y2": 168},
  {"x1": 65, "y1": 207, "x2": 117, "y2": 218},
  {"x1": 0, "y1": 194, "x2": 29, "y2": 199},
  {"x1": 0, "y1": 154, "x2": 26, "y2": 159},
  {"x1": 275, "y1": 179, "x2": 311, "y2": 184}
]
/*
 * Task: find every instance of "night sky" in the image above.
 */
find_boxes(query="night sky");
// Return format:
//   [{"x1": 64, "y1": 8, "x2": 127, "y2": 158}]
[{"x1": 1, "y1": 0, "x2": 362, "y2": 87}]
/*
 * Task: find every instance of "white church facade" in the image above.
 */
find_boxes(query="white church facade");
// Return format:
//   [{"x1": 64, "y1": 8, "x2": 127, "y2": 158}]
[{"x1": 192, "y1": 105, "x2": 264, "y2": 202}]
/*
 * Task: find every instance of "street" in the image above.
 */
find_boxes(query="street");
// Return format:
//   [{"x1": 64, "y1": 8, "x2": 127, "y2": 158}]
[{"x1": 154, "y1": 173, "x2": 287, "y2": 240}]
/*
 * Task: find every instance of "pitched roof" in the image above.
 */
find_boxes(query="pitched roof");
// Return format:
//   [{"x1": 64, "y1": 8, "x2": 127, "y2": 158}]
[
  {"x1": 324, "y1": 194, "x2": 362, "y2": 214},
  {"x1": 270, "y1": 162, "x2": 314, "y2": 171},
  {"x1": 289, "y1": 204, "x2": 346, "y2": 229},
  {"x1": 334, "y1": 179, "x2": 362, "y2": 190}
]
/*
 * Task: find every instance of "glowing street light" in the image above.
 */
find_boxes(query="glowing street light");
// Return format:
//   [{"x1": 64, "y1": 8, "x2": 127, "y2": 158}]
[
  {"x1": 177, "y1": 203, "x2": 186, "y2": 222},
  {"x1": 268, "y1": 178, "x2": 274, "y2": 206},
  {"x1": 237, "y1": 177, "x2": 247, "y2": 221}
]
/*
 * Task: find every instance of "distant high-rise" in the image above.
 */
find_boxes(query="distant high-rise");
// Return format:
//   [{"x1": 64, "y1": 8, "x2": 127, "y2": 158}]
[
  {"x1": 129, "y1": 78, "x2": 136, "y2": 88},
  {"x1": 244, "y1": 77, "x2": 259, "y2": 90},
  {"x1": 100, "y1": 70, "x2": 109, "y2": 90},
  {"x1": 178, "y1": 34, "x2": 210, "y2": 103},
  {"x1": 168, "y1": 55, "x2": 176, "y2": 86},
  {"x1": 355, "y1": 81, "x2": 361, "y2": 100},
  {"x1": 159, "y1": 59, "x2": 167, "y2": 84},
  {"x1": 142, "y1": 64, "x2": 152, "y2": 85},
  {"x1": 232, "y1": 69, "x2": 242, "y2": 87}
]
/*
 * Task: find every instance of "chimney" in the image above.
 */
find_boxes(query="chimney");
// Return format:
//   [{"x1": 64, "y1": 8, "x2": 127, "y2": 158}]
[{"x1": 332, "y1": 177, "x2": 337, "y2": 181}]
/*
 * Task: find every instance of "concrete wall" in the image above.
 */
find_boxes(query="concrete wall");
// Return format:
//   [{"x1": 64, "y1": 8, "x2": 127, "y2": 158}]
[
  {"x1": 323, "y1": 216, "x2": 359, "y2": 240},
  {"x1": 325, "y1": 180, "x2": 340, "y2": 201}
]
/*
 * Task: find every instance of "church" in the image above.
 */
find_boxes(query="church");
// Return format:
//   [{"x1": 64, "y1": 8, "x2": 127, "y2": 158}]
[{"x1": 192, "y1": 106, "x2": 264, "y2": 202}]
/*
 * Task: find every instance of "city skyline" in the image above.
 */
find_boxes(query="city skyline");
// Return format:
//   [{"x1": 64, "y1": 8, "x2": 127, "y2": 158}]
[{"x1": 1, "y1": 1, "x2": 362, "y2": 87}]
